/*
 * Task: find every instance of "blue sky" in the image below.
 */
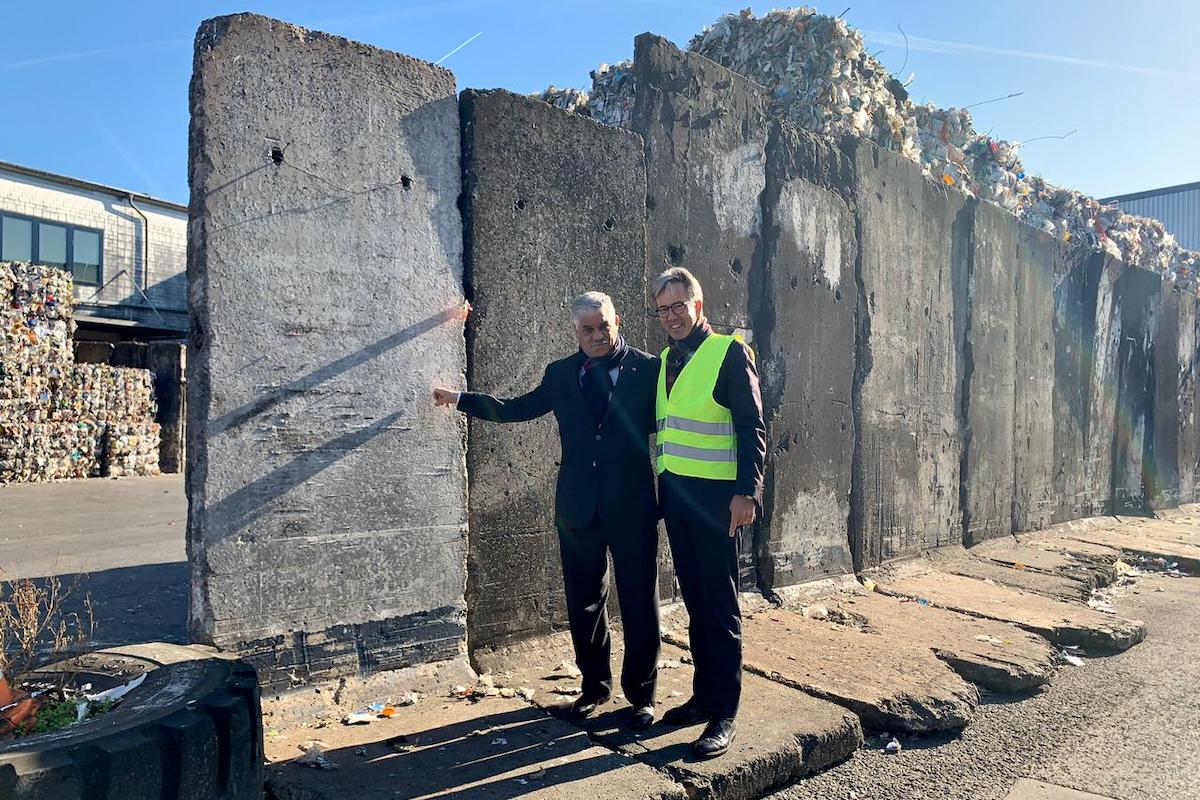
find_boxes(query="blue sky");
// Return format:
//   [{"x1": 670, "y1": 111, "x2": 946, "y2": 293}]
[{"x1": 2, "y1": 1, "x2": 1197, "y2": 204}]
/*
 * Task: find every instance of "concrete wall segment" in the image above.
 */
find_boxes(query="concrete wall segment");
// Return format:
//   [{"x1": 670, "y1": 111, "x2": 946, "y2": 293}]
[
  {"x1": 1010, "y1": 226, "x2": 1062, "y2": 532},
  {"x1": 631, "y1": 33, "x2": 770, "y2": 333},
  {"x1": 961, "y1": 200, "x2": 1018, "y2": 545},
  {"x1": 843, "y1": 137, "x2": 967, "y2": 567},
  {"x1": 1111, "y1": 266, "x2": 1161, "y2": 514},
  {"x1": 186, "y1": 13, "x2": 468, "y2": 684},
  {"x1": 756, "y1": 123, "x2": 857, "y2": 587},
  {"x1": 459, "y1": 88, "x2": 650, "y2": 648}
]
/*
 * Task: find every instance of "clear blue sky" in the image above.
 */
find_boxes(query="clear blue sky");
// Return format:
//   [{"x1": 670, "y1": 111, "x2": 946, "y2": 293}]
[{"x1": 3, "y1": 1, "x2": 1197, "y2": 205}]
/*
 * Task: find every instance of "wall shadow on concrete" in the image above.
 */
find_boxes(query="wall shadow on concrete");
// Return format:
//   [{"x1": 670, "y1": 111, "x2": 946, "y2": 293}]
[
  {"x1": 21, "y1": 562, "x2": 188, "y2": 655},
  {"x1": 267, "y1": 706, "x2": 639, "y2": 799},
  {"x1": 210, "y1": 306, "x2": 462, "y2": 436}
]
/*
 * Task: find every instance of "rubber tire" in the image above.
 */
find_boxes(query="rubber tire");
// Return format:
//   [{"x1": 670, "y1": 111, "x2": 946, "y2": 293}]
[{"x1": 0, "y1": 643, "x2": 262, "y2": 800}]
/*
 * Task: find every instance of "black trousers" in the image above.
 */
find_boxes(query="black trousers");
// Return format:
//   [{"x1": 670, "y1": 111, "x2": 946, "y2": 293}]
[
  {"x1": 557, "y1": 511, "x2": 660, "y2": 708},
  {"x1": 659, "y1": 472, "x2": 742, "y2": 721}
]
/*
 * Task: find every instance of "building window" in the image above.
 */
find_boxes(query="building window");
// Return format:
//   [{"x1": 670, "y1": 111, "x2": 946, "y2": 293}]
[{"x1": 0, "y1": 212, "x2": 103, "y2": 286}]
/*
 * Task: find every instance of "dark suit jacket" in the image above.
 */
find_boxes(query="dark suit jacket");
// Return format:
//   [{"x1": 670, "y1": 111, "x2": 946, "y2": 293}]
[{"x1": 458, "y1": 347, "x2": 660, "y2": 531}]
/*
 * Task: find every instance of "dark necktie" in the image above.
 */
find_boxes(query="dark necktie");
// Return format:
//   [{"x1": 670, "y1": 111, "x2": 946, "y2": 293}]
[{"x1": 581, "y1": 359, "x2": 613, "y2": 424}]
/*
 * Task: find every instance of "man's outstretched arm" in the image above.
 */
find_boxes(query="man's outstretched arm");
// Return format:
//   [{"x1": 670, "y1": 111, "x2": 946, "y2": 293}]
[{"x1": 433, "y1": 365, "x2": 553, "y2": 423}]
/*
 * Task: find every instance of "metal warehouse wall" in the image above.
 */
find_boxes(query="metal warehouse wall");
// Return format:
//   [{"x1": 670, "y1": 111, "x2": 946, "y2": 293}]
[{"x1": 1104, "y1": 182, "x2": 1200, "y2": 251}]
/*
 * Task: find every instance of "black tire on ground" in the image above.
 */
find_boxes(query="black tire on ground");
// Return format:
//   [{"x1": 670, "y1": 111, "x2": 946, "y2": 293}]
[{"x1": 0, "y1": 642, "x2": 262, "y2": 800}]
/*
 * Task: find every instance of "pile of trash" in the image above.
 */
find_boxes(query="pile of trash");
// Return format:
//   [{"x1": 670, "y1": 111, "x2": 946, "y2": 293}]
[
  {"x1": 531, "y1": 6, "x2": 1200, "y2": 289},
  {"x1": 532, "y1": 60, "x2": 635, "y2": 128},
  {"x1": 0, "y1": 261, "x2": 160, "y2": 483}
]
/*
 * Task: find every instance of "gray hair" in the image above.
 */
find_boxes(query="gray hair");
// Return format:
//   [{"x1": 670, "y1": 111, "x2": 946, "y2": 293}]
[
  {"x1": 571, "y1": 291, "x2": 617, "y2": 325},
  {"x1": 650, "y1": 267, "x2": 703, "y2": 304}
]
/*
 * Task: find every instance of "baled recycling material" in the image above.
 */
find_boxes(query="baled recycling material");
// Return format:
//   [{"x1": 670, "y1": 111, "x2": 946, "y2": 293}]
[
  {"x1": 0, "y1": 261, "x2": 160, "y2": 483},
  {"x1": 535, "y1": 6, "x2": 1199, "y2": 288}
]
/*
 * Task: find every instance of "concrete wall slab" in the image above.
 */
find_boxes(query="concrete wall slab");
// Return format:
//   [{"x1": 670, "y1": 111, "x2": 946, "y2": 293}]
[
  {"x1": 757, "y1": 124, "x2": 856, "y2": 585},
  {"x1": 459, "y1": 89, "x2": 649, "y2": 648},
  {"x1": 186, "y1": 14, "x2": 468, "y2": 686},
  {"x1": 846, "y1": 139, "x2": 967, "y2": 566}
]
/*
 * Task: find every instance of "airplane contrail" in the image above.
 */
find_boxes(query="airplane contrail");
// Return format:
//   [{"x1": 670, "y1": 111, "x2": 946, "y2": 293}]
[
  {"x1": 862, "y1": 30, "x2": 1200, "y2": 84},
  {"x1": 435, "y1": 31, "x2": 482, "y2": 65},
  {"x1": 0, "y1": 38, "x2": 185, "y2": 71}
]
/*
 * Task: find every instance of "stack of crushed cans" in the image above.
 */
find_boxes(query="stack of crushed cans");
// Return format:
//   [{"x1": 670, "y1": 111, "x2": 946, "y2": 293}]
[
  {"x1": 533, "y1": 5, "x2": 1200, "y2": 288},
  {"x1": 0, "y1": 261, "x2": 160, "y2": 483}
]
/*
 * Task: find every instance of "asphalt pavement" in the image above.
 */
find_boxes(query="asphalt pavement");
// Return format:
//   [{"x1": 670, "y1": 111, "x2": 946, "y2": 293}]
[
  {"x1": 771, "y1": 571, "x2": 1200, "y2": 800},
  {"x1": 0, "y1": 474, "x2": 188, "y2": 647}
]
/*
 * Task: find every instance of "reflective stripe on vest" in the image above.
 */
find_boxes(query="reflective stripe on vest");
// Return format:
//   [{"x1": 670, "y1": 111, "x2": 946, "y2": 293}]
[{"x1": 655, "y1": 332, "x2": 739, "y2": 481}]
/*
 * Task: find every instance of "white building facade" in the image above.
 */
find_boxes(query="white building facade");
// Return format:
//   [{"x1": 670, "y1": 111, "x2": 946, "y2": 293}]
[{"x1": 0, "y1": 160, "x2": 187, "y2": 340}]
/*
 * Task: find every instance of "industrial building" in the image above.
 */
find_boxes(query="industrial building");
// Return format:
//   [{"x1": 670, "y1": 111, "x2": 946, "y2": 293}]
[
  {"x1": 1102, "y1": 180, "x2": 1200, "y2": 251},
  {"x1": 0, "y1": 161, "x2": 188, "y2": 472},
  {"x1": 0, "y1": 160, "x2": 187, "y2": 342}
]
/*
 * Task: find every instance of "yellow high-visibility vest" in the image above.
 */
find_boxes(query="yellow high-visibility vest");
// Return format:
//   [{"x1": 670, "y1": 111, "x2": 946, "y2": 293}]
[{"x1": 655, "y1": 333, "x2": 739, "y2": 480}]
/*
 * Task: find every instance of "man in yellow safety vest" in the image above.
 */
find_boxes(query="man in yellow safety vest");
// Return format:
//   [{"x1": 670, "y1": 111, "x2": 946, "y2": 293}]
[{"x1": 649, "y1": 267, "x2": 766, "y2": 758}]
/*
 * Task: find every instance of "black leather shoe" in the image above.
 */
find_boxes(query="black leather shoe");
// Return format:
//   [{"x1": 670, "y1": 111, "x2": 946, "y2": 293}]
[
  {"x1": 661, "y1": 698, "x2": 709, "y2": 727},
  {"x1": 570, "y1": 692, "x2": 611, "y2": 719},
  {"x1": 630, "y1": 705, "x2": 655, "y2": 730},
  {"x1": 692, "y1": 718, "x2": 736, "y2": 758}
]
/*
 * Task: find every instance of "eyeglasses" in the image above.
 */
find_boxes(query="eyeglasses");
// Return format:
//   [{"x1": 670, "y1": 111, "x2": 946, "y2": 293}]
[{"x1": 648, "y1": 300, "x2": 694, "y2": 318}]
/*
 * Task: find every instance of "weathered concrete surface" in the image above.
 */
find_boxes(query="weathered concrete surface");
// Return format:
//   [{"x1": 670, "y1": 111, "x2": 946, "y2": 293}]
[
  {"x1": 1052, "y1": 253, "x2": 1124, "y2": 521},
  {"x1": 187, "y1": 14, "x2": 468, "y2": 686},
  {"x1": 1003, "y1": 779, "x2": 1119, "y2": 800},
  {"x1": 755, "y1": 123, "x2": 857, "y2": 587},
  {"x1": 921, "y1": 548, "x2": 1094, "y2": 602},
  {"x1": 877, "y1": 567, "x2": 1145, "y2": 653},
  {"x1": 825, "y1": 590, "x2": 1056, "y2": 693},
  {"x1": 264, "y1": 692, "x2": 685, "y2": 800},
  {"x1": 1052, "y1": 521, "x2": 1200, "y2": 574},
  {"x1": 1011, "y1": 226, "x2": 1063, "y2": 532},
  {"x1": 845, "y1": 138, "x2": 967, "y2": 566},
  {"x1": 477, "y1": 634, "x2": 862, "y2": 800},
  {"x1": 631, "y1": 33, "x2": 769, "y2": 333},
  {"x1": 1111, "y1": 266, "x2": 1161, "y2": 514},
  {"x1": 661, "y1": 603, "x2": 978, "y2": 733},
  {"x1": 961, "y1": 200, "x2": 1017, "y2": 545},
  {"x1": 459, "y1": 89, "x2": 650, "y2": 648},
  {"x1": 969, "y1": 536, "x2": 1115, "y2": 589},
  {"x1": 1150, "y1": 283, "x2": 1199, "y2": 508}
]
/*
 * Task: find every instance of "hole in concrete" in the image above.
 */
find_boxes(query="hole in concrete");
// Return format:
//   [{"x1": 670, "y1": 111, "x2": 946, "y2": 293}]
[
  {"x1": 401, "y1": 175, "x2": 413, "y2": 190},
  {"x1": 790, "y1": 275, "x2": 799, "y2": 290},
  {"x1": 730, "y1": 257, "x2": 743, "y2": 276},
  {"x1": 646, "y1": 194, "x2": 657, "y2": 211},
  {"x1": 604, "y1": 217, "x2": 615, "y2": 231},
  {"x1": 835, "y1": 288, "x2": 843, "y2": 301},
  {"x1": 270, "y1": 147, "x2": 284, "y2": 166},
  {"x1": 515, "y1": 198, "x2": 526, "y2": 211},
  {"x1": 667, "y1": 244, "x2": 685, "y2": 266}
]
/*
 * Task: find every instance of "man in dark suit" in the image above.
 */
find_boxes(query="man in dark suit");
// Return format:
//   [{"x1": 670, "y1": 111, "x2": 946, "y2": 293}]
[{"x1": 433, "y1": 291, "x2": 661, "y2": 729}]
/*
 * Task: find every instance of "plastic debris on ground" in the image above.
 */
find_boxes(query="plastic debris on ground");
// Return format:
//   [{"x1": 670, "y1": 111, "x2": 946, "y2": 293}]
[
  {"x1": 1059, "y1": 650, "x2": 1086, "y2": 667},
  {"x1": 1135, "y1": 555, "x2": 1190, "y2": 578},
  {"x1": 1, "y1": 261, "x2": 161, "y2": 483},
  {"x1": 548, "y1": 660, "x2": 582, "y2": 679},
  {"x1": 527, "y1": 7, "x2": 1200, "y2": 293},
  {"x1": 801, "y1": 603, "x2": 829, "y2": 620},
  {"x1": 885, "y1": 737, "x2": 902, "y2": 754},
  {"x1": 295, "y1": 740, "x2": 337, "y2": 770}
]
